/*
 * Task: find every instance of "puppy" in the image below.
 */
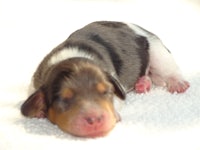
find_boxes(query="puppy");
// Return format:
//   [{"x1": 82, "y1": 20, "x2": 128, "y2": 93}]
[{"x1": 21, "y1": 21, "x2": 189, "y2": 138}]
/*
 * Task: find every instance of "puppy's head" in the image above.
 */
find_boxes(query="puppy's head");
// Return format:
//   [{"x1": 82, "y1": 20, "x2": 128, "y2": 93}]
[{"x1": 21, "y1": 58, "x2": 126, "y2": 137}]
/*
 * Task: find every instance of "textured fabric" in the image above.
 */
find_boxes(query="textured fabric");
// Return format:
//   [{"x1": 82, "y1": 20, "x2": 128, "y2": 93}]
[{"x1": 0, "y1": 0, "x2": 200, "y2": 149}]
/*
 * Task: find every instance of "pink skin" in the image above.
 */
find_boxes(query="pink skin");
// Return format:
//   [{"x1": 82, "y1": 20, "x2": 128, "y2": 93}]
[
  {"x1": 134, "y1": 76, "x2": 152, "y2": 93},
  {"x1": 68, "y1": 110, "x2": 118, "y2": 137},
  {"x1": 134, "y1": 75, "x2": 190, "y2": 94},
  {"x1": 167, "y1": 77, "x2": 190, "y2": 93},
  {"x1": 75, "y1": 114, "x2": 107, "y2": 137}
]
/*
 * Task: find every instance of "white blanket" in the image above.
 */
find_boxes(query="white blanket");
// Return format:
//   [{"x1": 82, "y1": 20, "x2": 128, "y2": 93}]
[{"x1": 0, "y1": 0, "x2": 200, "y2": 149}]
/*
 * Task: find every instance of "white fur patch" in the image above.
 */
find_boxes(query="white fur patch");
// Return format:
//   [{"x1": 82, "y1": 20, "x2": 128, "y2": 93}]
[
  {"x1": 28, "y1": 78, "x2": 36, "y2": 95},
  {"x1": 126, "y1": 23, "x2": 149, "y2": 37},
  {"x1": 148, "y1": 38, "x2": 182, "y2": 78},
  {"x1": 48, "y1": 47, "x2": 93, "y2": 66},
  {"x1": 126, "y1": 22, "x2": 182, "y2": 79}
]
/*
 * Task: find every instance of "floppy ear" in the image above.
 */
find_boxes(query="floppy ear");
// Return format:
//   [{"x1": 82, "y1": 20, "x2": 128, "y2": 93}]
[
  {"x1": 21, "y1": 88, "x2": 47, "y2": 118},
  {"x1": 107, "y1": 74, "x2": 126, "y2": 100}
]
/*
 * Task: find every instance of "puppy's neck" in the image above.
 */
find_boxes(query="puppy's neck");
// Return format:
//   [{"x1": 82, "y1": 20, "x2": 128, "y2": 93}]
[
  {"x1": 48, "y1": 47, "x2": 94, "y2": 67},
  {"x1": 53, "y1": 57, "x2": 103, "y2": 77}
]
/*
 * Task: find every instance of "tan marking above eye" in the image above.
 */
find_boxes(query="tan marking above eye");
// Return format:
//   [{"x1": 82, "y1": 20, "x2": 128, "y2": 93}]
[
  {"x1": 96, "y1": 82, "x2": 108, "y2": 94},
  {"x1": 60, "y1": 88, "x2": 74, "y2": 99}
]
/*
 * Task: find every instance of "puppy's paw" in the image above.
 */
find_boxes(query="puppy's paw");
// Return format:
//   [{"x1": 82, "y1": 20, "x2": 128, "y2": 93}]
[
  {"x1": 134, "y1": 76, "x2": 152, "y2": 93},
  {"x1": 167, "y1": 77, "x2": 190, "y2": 93}
]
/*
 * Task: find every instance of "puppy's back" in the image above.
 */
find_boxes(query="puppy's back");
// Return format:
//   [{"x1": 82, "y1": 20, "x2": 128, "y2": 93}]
[{"x1": 33, "y1": 21, "x2": 149, "y2": 90}]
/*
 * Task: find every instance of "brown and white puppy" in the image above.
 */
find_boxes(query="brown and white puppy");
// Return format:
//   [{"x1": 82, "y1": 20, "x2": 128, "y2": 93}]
[{"x1": 21, "y1": 21, "x2": 189, "y2": 138}]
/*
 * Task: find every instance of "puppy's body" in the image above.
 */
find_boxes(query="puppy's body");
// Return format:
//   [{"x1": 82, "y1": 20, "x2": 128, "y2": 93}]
[
  {"x1": 21, "y1": 21, "x2": 189, "y2": 138},
  {"x1": 33, "y1": 22, "x2": 148, "y2": 91}
]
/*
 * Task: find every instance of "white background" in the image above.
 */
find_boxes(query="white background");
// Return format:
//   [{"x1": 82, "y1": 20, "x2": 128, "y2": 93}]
[{"x1": 0, "y1": 0, "x2": 200, "y2": 150}]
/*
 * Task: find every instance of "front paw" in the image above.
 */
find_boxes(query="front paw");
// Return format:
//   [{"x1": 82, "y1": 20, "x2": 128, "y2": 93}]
[{"x1": 134, "y1": 76, "x2": 152, "y2": 93}]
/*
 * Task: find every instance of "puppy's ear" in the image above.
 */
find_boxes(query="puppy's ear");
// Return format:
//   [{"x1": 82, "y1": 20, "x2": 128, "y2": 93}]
[
  {"x1": 107, "y1": 74, "x2": 126, "y2": 100},
  {"x1": 21, "y1": 88, "x2": 47, "y2": 118}
]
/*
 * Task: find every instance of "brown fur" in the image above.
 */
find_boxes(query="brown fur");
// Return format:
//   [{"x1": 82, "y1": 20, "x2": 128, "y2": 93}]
[
  {"x1": 21, "y1": 58, "x2": 123, "y2": 137},
  {"x1": 21, "y1": 21, "x2": 150, "y2": 137},
  {"x1": 21, "y1": 21, "x2": 190, "y2": 137}
]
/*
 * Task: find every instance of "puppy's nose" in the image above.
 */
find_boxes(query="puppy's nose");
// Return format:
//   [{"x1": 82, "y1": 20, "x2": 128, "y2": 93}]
[{"x1": 84, "y1": 115, "x2": 104, "y2": 126}]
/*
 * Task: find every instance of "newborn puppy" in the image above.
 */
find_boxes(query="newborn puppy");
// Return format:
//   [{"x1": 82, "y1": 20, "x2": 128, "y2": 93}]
[{"x1": 21, "y1": 21, "x2": 189, "y2": 138}]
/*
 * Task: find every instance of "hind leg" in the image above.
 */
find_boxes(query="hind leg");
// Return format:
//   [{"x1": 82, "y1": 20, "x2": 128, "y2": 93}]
[
  {"x1": 148, "y1": 36, "x2": 189, "y2": 93},
  {"x1": 128, "y1": 23, "x2": 189, "y2": 93}
]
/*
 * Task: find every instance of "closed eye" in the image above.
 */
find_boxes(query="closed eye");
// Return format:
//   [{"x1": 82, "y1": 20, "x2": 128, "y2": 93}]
[
  {"x1": 101, "y1": 88, "x2": 114, "y2": 97},
  {"x1": 54, "y1": 97, "x2": 72, "y2": 112}
]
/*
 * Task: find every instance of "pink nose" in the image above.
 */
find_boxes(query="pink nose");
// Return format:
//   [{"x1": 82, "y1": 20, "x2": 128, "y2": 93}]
[
  {"x1": 84, "y1": 115, "x2": 104, "y2": 126},
  {"x1": 71, "y1": 113, "x2": 115, "y2": 137}
]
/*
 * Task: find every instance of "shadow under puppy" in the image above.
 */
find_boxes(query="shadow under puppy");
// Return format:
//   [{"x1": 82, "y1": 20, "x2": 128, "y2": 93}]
[{"x1": 21, "y1": 21, "x2": 189, "y2": 138}]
